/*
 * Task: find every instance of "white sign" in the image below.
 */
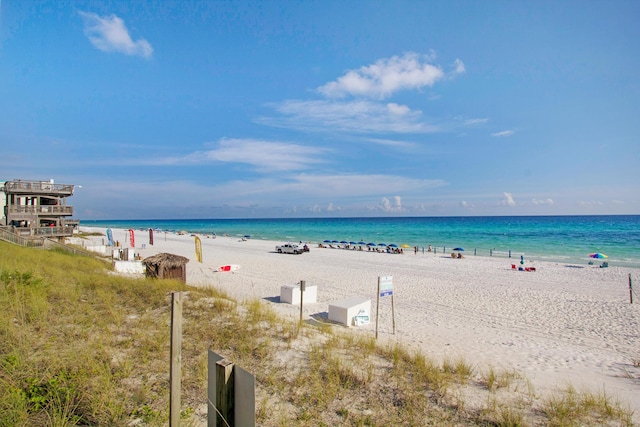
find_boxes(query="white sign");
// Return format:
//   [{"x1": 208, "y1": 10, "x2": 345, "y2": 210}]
[
  {"x1": 354, "y1": 309, "x2": 370, "y2": 326},
  {"x1": 379, "y1": 275, "x2": 393, "y2": 297}
]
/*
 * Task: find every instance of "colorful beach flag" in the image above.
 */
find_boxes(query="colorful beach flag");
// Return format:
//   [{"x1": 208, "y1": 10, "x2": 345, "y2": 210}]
[
  {"x1": 195, "y1": 236, "x2": 202, "y2": 263},
  {"x1": 129, "y1": 229, "x2": 135, "y2": 248},
  {"x1": 106, "y1": 228, "x2": 114, "y2": 246}
]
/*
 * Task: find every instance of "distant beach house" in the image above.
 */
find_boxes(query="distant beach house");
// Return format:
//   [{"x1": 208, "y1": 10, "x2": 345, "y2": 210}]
[{"x1": 0, "y1": 179, "x2": 79, "y2": 239}]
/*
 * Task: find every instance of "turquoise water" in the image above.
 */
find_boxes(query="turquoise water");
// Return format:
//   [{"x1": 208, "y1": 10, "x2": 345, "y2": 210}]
[{"x1": 81, "y1": 215, "x2": 640, "y2": 268}]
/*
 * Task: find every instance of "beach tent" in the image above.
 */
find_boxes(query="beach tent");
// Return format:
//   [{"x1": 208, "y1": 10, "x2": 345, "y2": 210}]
[{"x1": 143, "y1": 253, "x2": 189, "y2": 283}]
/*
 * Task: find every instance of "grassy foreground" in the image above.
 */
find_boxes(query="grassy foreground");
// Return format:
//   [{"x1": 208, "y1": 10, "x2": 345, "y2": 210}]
[{"x1": 0, "y1": 241, "x2": 634, "y2": 426}]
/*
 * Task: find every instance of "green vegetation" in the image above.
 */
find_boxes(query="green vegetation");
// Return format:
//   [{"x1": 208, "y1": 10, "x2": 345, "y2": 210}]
[{"x1": 0, "y1": 241, "x2": 634, "y2": 426}]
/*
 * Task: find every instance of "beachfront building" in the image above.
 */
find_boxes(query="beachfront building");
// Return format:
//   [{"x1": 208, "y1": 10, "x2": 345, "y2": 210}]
[{"x1": 1, "y1": 179, "x2": 79, "y2": 238}]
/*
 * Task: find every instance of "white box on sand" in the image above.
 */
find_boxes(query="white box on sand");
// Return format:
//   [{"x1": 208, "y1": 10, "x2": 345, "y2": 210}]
[
  {"x1": 328, "y1": 296, "x2": 371, "y2": 327},
  {"x1": 280, "y1": 284, "x2": 317, "y2": 305}
]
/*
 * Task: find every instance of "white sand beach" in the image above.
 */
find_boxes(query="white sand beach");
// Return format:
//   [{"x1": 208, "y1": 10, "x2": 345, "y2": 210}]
[{"x1": 81, "y1": 227, "x2": 640, "y2": 418}]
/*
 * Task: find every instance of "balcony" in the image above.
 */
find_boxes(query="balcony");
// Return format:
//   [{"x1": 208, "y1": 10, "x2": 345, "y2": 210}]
[
  {"x1": 12, "y1": 226, "x2": 75, "y2": 238},
  {"x1": 7, "y1": 205, "x2": 74, "y2": 216},
  {"x1": 3, "y1": 180, "x2": 74, "y2": 196}
]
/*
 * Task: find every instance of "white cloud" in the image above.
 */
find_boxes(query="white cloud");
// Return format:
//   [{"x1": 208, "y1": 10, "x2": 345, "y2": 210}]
[
  {"x1": 491, "y1": 130, "x2": 515, "y2": 137},
  {"x1": 465, "y1": 118, "x2": 488, "y2": 126},
  {"x1": 79, "y1": 11, "x2": 153, "y2": 58},
  {"x1": 500, "y1": 192, "x2": 516, "y2": 206},
  {"x1": 452, "y1": 58, "x2": 466, "y2": 74},
  {"x1": 317, "y1": 52, "x2": 445, "y2": 99},
  {"x1": 386, "y1": 103, "x2": 411, "y2": 115},
  {"x1": 365, "y1": 138, "x2": 416, "y2": 149},
  {"x1": 578, "y1": 200, "x2": 604, "y2": 206},
  {"x1": 378, "y1": 196, "x2": 403, "y2": 212},
  {"x1": 261, "y1": 99, "x2": 439, "y2": 134},
  {"x1": 532, "y1": 198, "x2": 554, "y2": 205},
  {"x1": 143, "y1": 138, "x2": 328, "y2": 172}
]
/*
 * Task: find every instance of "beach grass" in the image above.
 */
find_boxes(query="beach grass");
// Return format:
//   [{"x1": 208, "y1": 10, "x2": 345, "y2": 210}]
[{"x1": 0, "y1": 240, "x2": 634, "y2": 426}]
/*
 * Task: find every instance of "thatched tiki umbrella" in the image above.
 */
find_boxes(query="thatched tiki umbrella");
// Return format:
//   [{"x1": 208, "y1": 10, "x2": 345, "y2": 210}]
[{"x1": 143, "y1": 253, "x2": 189, "y2": 283}]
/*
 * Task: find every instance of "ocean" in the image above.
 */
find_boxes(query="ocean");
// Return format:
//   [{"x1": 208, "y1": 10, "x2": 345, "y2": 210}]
[{"x1": 81, "y1": 215, "x2": 640, "y2": 268}]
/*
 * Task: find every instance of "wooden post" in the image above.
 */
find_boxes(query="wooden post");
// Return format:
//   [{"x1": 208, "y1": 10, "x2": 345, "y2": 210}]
[
  {"x1": 391, "y1": 293, "x2": 396, "y2": 335},
  {"x1": 375, "y1": 278, "x2": 380, "y2": 339},
  {"x1": 170, "y1": 292, "x2": 183, "y2": 427},
  {"x1": 299, "y1": 281, "x2": 305, "y2": 324},
  {"x1": 630, "y1": 274, "x2": 633, "y2": 304},
  {"x1": 216, "y1": 360, "x2": 235, "y2": 427}
]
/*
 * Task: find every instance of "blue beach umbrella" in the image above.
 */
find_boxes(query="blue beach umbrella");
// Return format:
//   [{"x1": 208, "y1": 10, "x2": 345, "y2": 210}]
[
  {"x1": 378, "y1": 243, "x2": 387, "y2": 247},
  {"x1": 388, "y1": 244, "x2": 398, "y2": 248},
  {"x1": 349, "y1": 241, "x2": 357, "y2": 245},
  {"x1": 453, "y1": 247, "x2": 464, "y2": 251},
  {"x1": 367, "y1": 242, "x2": 376, "y2": 246},
  {"x1": 340, "y1": 241, "x2": 348, "y2": 244},
  {"x1": 323, "y1": 240, "x2": 332, "y2": 243},
  {"x1": 358, "y1": 241, "x2": 367, "y2": 245},
  {"x1": 332, "y1": 240, "x2": 339, "y2": 243}
]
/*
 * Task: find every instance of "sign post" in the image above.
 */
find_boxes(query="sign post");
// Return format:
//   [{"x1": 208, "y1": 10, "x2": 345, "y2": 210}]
[
  {"x1": 299, "y1": 280, "x2": 305, "y2": 324},
  {"x1": 376, "y1": 276, "x2": 395, "y2": 339}
]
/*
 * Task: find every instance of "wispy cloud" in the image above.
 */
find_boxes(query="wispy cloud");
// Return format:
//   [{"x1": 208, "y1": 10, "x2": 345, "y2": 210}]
[
  {"x1": 79, "y1": 11, "x2": 153, "y2": 58},
  {"x1": 578, "y1": 200, "x2": 603, "y2": 206},
  {"x1": 317, "y1": 52, "x2": 448, "y2": 99},
  {"x1": 365, "y1": 138, "x2": 417, "y2": 149},
  {"x1": 144, "y1": 138, "x2": 329, "y2": 172},
  {"x1": 279, "y1": 174, "x2": 446, "y2": 198},
  {"x1": 465, "y1": 118, "x2": 488, "y2": 126},
  {"x1": 500, "y1": 192, "x2": 516, "y2": 206},
  {"x1": 451, "y1": 58, "x2": 466, "y2": 75},
  {"x1": 491, "y1": 130, "x2": 515, "y2": 137},
  {"x1": 260, "y1": 99, "x2": 440, "y2": 134},
  {"x1": 532, "y1": 198, "x2": 554, "y2": 205}
]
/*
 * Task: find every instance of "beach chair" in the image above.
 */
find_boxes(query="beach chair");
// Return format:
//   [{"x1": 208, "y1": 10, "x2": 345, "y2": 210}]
[{"x1": 600, "y1": 262, "x2": 609, "y2": 268}]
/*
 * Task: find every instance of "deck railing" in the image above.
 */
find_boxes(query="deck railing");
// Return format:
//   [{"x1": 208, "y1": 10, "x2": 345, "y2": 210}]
[
  {"x1": 7, "y1": 205, "x2": 74, "y2": 215},
  {"x1": 0, "y1": 227, "x2": 44, "y2": 247},
  {"x1": 0, "y1": 227, "x2": 92, "y2": 256},
  {"x1": 8, "y1": 226, "x2": 75, "y2": 238},
  {"x1": 3, "y1": 180, "x2": 74, "y2": 196}
]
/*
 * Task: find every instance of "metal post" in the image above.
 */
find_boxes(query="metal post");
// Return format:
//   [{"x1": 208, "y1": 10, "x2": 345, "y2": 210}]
[
  {"x1": 630, "y1": 274, "x2": 633, "y2": 304},
  {"x1": 170, "y1": 292, "x2": 183, "y2": 427}
]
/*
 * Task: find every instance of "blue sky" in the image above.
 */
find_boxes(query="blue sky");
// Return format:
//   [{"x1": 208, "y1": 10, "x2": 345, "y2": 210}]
[{"x1": 1, "y1": 1, "x2": 638, "y2": 219}]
